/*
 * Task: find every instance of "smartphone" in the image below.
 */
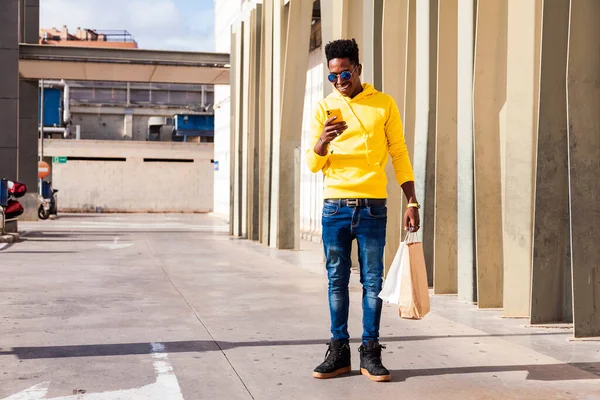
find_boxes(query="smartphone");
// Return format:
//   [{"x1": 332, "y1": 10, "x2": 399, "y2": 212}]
[{"x1": 326, "y1": 108, "x2": 344, "y2": 123}]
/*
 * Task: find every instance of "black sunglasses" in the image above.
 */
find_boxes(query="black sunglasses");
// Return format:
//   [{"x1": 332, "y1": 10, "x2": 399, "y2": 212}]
[{"x1": 327, "y1": 66, "x2": 358, "y2": 83}]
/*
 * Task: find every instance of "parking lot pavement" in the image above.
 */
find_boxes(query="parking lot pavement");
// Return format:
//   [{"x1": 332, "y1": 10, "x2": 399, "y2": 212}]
[{"x1": 1, "y1": 214, "x2": 599, "y2": 399}]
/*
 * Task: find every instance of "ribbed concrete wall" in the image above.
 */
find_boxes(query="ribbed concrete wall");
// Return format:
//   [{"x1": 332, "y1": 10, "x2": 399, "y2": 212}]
[{"x1": 220, "y1": 0, "x2": 600, "y2": 338}]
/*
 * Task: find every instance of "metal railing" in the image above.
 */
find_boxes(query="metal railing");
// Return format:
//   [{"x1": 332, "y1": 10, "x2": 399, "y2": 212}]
[{"x1": 92, "y1": 29, "x2": 136, "y2": 43}]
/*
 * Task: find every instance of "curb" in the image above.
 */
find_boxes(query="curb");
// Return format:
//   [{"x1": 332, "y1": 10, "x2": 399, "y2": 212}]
[{"x1": 0, "y1": 233, "x2": 20, "y2": 243}]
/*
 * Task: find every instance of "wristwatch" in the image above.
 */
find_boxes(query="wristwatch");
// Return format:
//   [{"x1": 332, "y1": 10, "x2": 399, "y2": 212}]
[{"x1": 406, "y1": 202, "x2": 421, "y2": 209}]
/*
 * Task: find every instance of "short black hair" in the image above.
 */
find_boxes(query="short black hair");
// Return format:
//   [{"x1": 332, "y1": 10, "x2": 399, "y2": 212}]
[{"x1": 325, "y1": 38, "x2": 360, "y2": 66}]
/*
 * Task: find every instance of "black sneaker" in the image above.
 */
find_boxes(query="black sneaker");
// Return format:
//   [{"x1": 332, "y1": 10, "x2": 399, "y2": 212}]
[
  {"x1": 312, "y1": 339, "x2": 352, "y2": 379},
  {"x1": 358, "y1": 341, "x2": 391, "y2": 382}
]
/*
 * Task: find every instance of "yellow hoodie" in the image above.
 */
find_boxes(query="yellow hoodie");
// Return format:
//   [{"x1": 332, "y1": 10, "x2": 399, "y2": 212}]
[{"x1": 306, "y1": 83, "x2": 414, "y2": 199}]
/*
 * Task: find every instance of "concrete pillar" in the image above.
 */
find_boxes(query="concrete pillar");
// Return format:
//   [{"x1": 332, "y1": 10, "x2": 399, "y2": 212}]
[
  {"x1": 241, "y1": 16, "x2": 251, "y2": 239},
  {"x1": 412, "y1": 0, "x2": 432, "y2": 280},
  {"x1": 433, "y1": 0, "x2": 458, "y2": 294},
  {"x1": 246, "y1": 6, "x2": 262, "y2": 242},
  {"x1": 391, "y1": 0, "x2": 417, "y2": 273},
  {"x1": 473, "y1": 0, "x2": 508, "y2": 309},
  {"x1": 334, "y1": 0, "x2": 384, "y2": 269},
  {"x1": 530, "y1": 0, "x2": 571, "y2": 325},
  {"x1": 350, "y1": 0, "x2": 366, "y2": 269},
  {"x1": 320, "y1": 0, "x2": 347, "y2": 98},
  {"x1": 346, "y1": 0, "x2": 363, "y2": 43},
  {"x1": 123, "y1": 114, "x2": 133, "y2": 140},
  {"x1": 410, "y1": 0, "x2": 436, "y2": 285},
  {"x1": 566, "y1": 0, "x2": 600, "y2": 338},
  {"x1": 422, "y1": 0, "x2": 438, "y2": 286},
  {"x1": 413, "y1": 0, "x2": 430, "y2": 236},
  {"x1": 372, "y1": 0, "x2": 383, "y2": 91},
  {"x1": 361, "y1": 0, "x2": 383, "y2": 90},
  {"x1": 381, "y1": 0, "x2": 410, "y2": 274},
  {"x1": 321, "y1": 0, "x2": 365, "y2": 265},
  {"x1": 17, "y1": 0, "x2": 40, "y2": 220},
  {"x1": 361, "y1": 0, "x2": 375, "y2": 86},
  {"x1": 231, "y1": 22, "x2": 244, "y2": 237},
  {"x1": 321, "y1": 0, "x2": 365, "y2": 91},
  {"x1": 270, "y1": 0, "x2": 312, "y2": 249},
  {"x1": 404, "y1": 0, "x2": 417, "y2": 163},
  {"x1": 20, "y1": 0, "x2": 39, "y2": 45},
  {"x1": 269, "y1": 0, "x2": 284, "y2": 247},
  {"x1": 457, "y1": 0, "x2": 477, "y2": 303},
  {"x1": 240, "y1": 7, "x2": 262, "y2": 242},
  {"x1": 229, "y1": 30, "x2": 237, "y2": 236},
  {"x1": 0, "y1": 0, "x2": 19, "y2": 181},
  {"x1": 359, "y1": 0, "x2": 382, "y2": 268},
  {"x1": 325, "y1": 0, "x2": 350, "y2": 41},
  {"x1": 502, "y1": 0, "x2": 542, "y2": 317},
  {"x1": 18, "y1": 80, "x2": 39, "y2": 220},
  {"x1": 259, "y1": 0, "x2": 274, "y2": 245}
]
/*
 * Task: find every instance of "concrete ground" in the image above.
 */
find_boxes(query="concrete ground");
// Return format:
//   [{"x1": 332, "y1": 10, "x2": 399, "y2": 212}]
[{"x1": 0, "y1": 214, "x2": 599, "y2": 400}]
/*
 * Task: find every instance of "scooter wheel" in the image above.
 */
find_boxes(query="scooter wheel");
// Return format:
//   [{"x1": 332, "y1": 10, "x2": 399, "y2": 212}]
[{"x1": 38, "y1": 205, "x2": 50, "y2": 220}]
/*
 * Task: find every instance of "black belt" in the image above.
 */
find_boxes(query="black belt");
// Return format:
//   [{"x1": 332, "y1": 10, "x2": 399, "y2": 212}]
[{"x1": 324, "y1": 198, "x2": 387, "y2": 207}]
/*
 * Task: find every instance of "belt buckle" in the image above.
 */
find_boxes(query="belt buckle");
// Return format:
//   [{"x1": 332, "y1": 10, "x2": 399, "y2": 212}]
[{"x1": 346, "y1": 199, "x2": 359, "y2": 207}]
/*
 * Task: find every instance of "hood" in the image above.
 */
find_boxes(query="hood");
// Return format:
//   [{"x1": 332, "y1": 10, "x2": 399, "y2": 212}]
[
  {"x1": 328, "y1": 83, "x2": 379, "y2": 102},
  {"x1": 326, "y1": 83, "x2": 380, "y2": 168}
]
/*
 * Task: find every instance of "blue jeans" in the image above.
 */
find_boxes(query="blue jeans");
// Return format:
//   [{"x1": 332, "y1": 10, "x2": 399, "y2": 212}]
[{"x1": 321, "y1": 200, "x2": 387, "y2": 345}]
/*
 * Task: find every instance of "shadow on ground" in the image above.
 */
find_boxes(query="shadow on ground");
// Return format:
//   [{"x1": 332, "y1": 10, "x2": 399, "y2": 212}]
[{"x1": 1, "y1": 336, "x2": 597, "y2": 382}]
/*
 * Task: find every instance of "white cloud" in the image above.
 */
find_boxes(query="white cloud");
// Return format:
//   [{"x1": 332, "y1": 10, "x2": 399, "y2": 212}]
[{"x1": 40, "y1": 0, "x2": 215, "y2": 52}]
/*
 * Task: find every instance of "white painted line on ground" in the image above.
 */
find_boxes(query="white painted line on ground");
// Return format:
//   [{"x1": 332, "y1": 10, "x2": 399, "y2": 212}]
[
  {"x1": 3, "y1": 343, "x2": 184, "y2": 400},
  {"x1": 2, "y1": 382, "x2": 49, "y2": 400}
]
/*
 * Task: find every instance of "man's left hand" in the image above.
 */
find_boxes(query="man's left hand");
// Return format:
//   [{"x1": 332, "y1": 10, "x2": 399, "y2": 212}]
[{"x1": 404, "y1": 207, "x2": 420, "y2": 232}]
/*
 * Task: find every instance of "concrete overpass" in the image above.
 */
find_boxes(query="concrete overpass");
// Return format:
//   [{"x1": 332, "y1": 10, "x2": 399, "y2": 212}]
[
  {"x1": 18, "y1": 44, "x2": 230, "y2": 85},
  {"x1": 0, "y1": 0, "x2": 231, "y2": 223}
]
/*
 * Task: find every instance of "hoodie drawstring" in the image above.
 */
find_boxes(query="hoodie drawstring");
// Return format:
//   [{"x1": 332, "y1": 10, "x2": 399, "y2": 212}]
[{"x1": 340, "y1": 95, "x2": 372, "y2": 167}]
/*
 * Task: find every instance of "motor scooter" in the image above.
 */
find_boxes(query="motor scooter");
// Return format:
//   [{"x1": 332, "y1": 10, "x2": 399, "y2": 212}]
[
  {"x1": 38, "y1": 180, "x2": 58, "y2": 220},
  {"x1": 1, "y1": 179, "x2": 26, "y2": 221}
]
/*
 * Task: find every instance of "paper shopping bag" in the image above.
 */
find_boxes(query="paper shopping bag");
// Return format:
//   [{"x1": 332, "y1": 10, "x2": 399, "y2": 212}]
[
  {"x1": 378, "y1": 239, "x2": 410, "y2": 304},
  {"x1": 398, "y1": 240, "x2": 430, "y2": 320}
]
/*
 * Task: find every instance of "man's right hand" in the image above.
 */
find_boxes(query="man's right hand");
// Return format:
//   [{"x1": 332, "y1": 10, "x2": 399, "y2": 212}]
[{"x1": 314, "y1": 117, "x2": 348, "y2": 156}]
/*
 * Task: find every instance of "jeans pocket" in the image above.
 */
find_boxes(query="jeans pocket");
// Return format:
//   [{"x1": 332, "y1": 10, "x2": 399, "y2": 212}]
[
  {"x1": 367, "y1": 205, "x2": 387, "y2": 218},
  {"x1": 322, "y1": 202, "x2": 339, "y2": 217}
]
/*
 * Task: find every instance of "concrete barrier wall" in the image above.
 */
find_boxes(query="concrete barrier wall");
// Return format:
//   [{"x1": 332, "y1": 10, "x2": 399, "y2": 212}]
[{"x1": 42, "y1": 140, "x2": 214, "y2": 213}]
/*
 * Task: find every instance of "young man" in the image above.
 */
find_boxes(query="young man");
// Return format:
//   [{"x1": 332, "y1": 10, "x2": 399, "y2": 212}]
[{"x1": 306, "y1": 39, "x2": 420, "y2": 382}]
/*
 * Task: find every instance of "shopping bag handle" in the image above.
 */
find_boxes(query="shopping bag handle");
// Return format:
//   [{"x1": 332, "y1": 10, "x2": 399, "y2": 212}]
[{"x1": 403, "y1": 230, "x2": 419, "y2": 243}]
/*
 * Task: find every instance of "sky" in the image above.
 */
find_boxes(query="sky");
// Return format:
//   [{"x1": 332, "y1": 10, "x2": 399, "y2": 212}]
[{"x1": 40, "y1": 0, "x2": 215, "y2": 52}]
